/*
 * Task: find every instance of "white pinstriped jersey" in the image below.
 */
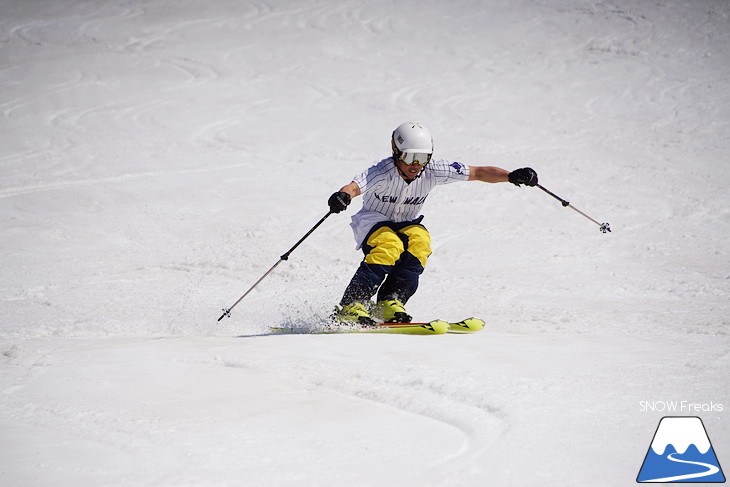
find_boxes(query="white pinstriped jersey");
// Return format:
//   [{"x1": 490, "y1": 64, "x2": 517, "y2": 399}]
[{"x1": 349, "y1": 157, "x2": 470, "y2": 247}]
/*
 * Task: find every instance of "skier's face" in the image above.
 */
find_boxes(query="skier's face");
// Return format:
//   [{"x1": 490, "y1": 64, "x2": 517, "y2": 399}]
[{"x1": 395, "y1": 158, "x2": 425, "y2": 181}]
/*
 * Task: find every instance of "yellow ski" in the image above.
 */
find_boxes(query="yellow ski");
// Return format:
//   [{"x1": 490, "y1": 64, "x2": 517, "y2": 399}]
[
  {"x1": 270, "y1": 318, "x2": 484, "y2": 335},
  {"x1": 447, "y1": 318, "x2": 485, "y2": 333}
]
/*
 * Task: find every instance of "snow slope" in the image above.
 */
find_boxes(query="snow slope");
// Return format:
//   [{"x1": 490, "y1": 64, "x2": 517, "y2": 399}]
[{"x1": 1, "y1": 0, "x2": 728, "y2": 485}]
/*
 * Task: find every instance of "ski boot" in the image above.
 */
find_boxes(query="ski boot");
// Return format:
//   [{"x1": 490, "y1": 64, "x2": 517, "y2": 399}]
[
  {"x1": 376, "y1": 299, "x2": 412, "y2": 323},
  {"x1": 334, "y1": 302, "x2": 376, "y2": 327}
]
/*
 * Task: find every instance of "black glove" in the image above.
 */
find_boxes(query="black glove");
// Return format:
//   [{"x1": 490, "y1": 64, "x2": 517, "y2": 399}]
[
  {"x1": 328, "y1": 191, "x2": 351, "y2": 213},
  {"x1": 508, "y1": 167, "x2": 538, "y2": 187}
]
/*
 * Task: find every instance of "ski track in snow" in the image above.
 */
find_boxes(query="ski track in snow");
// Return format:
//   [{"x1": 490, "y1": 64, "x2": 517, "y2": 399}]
[
  {"x1": 217, "y1": 339, "x2": 507, "y2": 451},
  {"x1": 1, "y1": 0, "x2": 729, "y2": 485}
]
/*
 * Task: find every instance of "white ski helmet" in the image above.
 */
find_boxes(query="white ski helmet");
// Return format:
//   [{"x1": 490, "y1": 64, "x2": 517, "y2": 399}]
[{"x1": 391, "y1": 122, "x2": 434, "y2": 162}]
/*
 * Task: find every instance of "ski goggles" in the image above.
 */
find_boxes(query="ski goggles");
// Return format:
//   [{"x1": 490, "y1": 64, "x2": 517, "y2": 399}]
[{"x1": 398, "y1": 152, "x2": 432, "y2": 166}]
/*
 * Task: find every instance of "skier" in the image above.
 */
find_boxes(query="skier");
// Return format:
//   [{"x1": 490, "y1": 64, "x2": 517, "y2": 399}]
[{"x1": 328, "y1": 122, "x2": 538, "y2": 325}]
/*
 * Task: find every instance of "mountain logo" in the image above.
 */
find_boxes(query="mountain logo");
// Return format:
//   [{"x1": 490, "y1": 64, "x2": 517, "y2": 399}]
[{"x1": 637, "y1": 416, "x2": 725, "y2": 483}]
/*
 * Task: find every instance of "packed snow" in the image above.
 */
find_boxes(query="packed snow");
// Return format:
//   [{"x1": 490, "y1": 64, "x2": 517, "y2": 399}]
[{"x1": 1, "y1": 0, "x2": 728, "y2": 485}]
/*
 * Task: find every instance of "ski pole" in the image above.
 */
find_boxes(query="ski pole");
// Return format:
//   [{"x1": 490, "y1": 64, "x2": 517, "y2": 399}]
[
  {"x1": 537, "y1": 184, "x2": 611, "y2": 233},
  {"x1": 217, "y1": 211, "x2": 334, "y2": 321}
]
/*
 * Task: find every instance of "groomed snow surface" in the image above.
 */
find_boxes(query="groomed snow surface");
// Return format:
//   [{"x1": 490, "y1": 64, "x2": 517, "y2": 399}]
[{"x1": 1, "y1": 1, "x2": 728, "y2": 485}]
